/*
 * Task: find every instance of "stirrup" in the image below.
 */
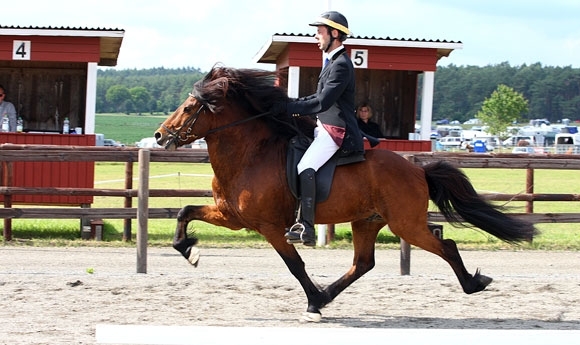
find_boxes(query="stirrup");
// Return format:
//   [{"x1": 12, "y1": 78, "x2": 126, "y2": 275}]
[
  {"x1": 285, "y1": 222, "x2": 305, "y2": 242},
  {"x1": 285, "y1": 222, "x2": 315, "y2": 246},
  {"x1": 287, "y1": 222, "x2": 305, "y2": 234}
]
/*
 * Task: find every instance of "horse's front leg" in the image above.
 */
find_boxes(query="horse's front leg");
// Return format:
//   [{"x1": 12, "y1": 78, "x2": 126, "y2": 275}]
[{"x1": 173, "y1": 205, "x2": 242, "y2": 266}]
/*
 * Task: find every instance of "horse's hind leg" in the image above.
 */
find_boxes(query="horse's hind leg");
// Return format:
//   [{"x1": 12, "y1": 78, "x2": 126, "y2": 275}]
[
  {"x1": 323, "y1": 219, "x2": 384, "y2": 301},
  {"x1": 390, "y1": 215, "x2": 492, "y2": 294}
]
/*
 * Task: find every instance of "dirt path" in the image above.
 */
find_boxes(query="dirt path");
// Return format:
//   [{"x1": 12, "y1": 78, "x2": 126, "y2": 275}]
[{"x1": 1, "y1": 246, "x2": 579, "y2": 344}]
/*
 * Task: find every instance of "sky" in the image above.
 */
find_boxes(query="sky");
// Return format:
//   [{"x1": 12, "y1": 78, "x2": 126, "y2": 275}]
[{"x1": 4, "y1": 0, "x2": 580, "y2": 71}]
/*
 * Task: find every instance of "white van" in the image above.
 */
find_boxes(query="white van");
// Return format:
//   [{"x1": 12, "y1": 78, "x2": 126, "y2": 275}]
[
  {"x1": 502, "y1": 135, "x2": 535, "y2": 147},
  {"x1": 555, "y1": 133, "x2": 580, "y2": 154},
  {"x1": 438, "y1": 136, "x2": 462, "y2": 149}
]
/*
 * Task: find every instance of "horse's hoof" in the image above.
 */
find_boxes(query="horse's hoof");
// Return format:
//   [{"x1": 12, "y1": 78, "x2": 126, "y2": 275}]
[
  {"x1": 466, "y1": 268, "x2": 493, "y2": 293},
  {"x1": 300, "y1": 311, "x2": 322, "y2": 323},
  {"x1": 478, "y1": 274, "x2": 493, "y2": 288},
  {"x1": 188, "y1": 246, "x2": 200, "y2": 267}
]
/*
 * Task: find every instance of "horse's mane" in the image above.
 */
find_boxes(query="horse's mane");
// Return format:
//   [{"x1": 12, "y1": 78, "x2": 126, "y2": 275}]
[{"x1": 193, "y1": 64, "x2": 314, "y2": 140}]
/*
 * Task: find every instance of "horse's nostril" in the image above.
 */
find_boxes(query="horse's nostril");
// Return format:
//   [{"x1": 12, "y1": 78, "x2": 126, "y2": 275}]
[{"x1": 154, "y1": 132, "x2": 161, "y2": 140}]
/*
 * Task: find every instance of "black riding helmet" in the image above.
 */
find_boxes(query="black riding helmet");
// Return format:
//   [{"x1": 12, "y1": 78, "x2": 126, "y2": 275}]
[{"x1": 309, "y1": 11, "x2": 350, "y2": 49}]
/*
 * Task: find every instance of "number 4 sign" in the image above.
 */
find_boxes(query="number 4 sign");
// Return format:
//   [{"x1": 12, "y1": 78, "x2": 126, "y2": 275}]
[{"x1": 13, "y1": 40, "x2": 31, "y2": 60}]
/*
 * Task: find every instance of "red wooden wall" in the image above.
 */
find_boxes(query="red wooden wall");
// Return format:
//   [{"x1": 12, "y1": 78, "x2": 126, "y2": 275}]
[
  {"x1": 285, "y1": 42, "x2": 438, "y2": 71},
  {"x1": 364, "y1": 139, "x2": 432, "y2": 152},
  {"x1": 0, "y1": 36, "x2": 100, "y2": 63},
  {"x1": 0, "y1": 133, "x2": 95, "y2": 205}
]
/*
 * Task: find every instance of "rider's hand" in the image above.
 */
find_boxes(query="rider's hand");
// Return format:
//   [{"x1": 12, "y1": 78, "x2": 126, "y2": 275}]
[{"x1": 269, "y1": 101, "x2": 288, "y2": 116}]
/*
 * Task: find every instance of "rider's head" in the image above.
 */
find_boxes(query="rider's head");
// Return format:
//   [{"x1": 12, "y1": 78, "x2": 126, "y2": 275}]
[{"x1": 309, "y1": 11, "x2": 350, "y2": 53}]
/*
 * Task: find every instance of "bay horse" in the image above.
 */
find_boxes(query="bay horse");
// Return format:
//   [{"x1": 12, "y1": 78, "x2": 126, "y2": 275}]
[{"x1": 154, "y1": 65, "x2": 537, "y2": 322}]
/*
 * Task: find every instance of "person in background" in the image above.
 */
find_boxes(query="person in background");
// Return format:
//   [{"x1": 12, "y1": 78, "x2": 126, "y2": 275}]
[
  {"x1": 356, "y1": 102, "x2": 384, "y2": 139},
  {"x1": 0, "y1": 85, "x2": 17, "y2": 132}
]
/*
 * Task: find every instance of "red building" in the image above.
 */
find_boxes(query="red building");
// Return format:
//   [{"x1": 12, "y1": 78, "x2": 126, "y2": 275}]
[
  {"x1": 254, "y1": 34, "x2": 462, "y2": 151},
  {"x1": 0, "y1": 26, "x2": 124, "y2": 205}
]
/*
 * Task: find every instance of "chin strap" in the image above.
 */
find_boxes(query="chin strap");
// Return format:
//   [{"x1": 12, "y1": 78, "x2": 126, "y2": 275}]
[{"x1": 324, "y1": 30, "x2": 335, "y2": 53}]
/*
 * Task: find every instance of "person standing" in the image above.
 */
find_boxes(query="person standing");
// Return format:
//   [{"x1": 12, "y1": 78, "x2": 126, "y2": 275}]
[
  {"x1": 274, "y1": 11, "x2": 363, "y2": 246},
  {"x1": 0, "y1": 85, "x2": 17, "y2": 132}
]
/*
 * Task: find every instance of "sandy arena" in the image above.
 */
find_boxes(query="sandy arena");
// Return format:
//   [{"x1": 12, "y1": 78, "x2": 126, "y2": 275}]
[{"x1": 0, "y1": 246, "x2": 579, "y2": 344}]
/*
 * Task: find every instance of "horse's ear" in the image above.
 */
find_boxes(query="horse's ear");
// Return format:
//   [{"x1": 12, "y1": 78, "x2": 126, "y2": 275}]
[
  {"x1": 200, "y1": 76, "x2": 229, "y2": 113},
  {"x1": 208, "y1": 77, "x2": 229, "y2": 97}
]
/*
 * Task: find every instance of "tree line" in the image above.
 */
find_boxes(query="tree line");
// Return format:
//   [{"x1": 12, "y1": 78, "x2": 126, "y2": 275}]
[
  {"x1": 430, "y1": 62, "x2": 580, "y2": 124},
  {"x1": 97, "y1": 67, "x2": 205, "y2": 114},
  {"x1": 97, "y1": 62, "x2": 580, "y2": 123}
]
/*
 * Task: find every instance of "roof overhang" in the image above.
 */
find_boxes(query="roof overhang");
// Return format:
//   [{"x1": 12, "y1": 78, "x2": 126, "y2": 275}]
[
  {"x1": 0, "y1": 27, "x2": 125, "y2": 66},
  {"x1": 255, "y1": 34, "x2": 463, "y2": 64}
]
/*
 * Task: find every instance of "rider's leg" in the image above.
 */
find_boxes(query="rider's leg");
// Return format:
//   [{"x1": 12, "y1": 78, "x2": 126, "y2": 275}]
[
  {"x1": 285, "y1": 168, "x2": 317, "y2": 246},
  {"x1": 285, "y1": 122, "x2": 338, "y2": 246}
]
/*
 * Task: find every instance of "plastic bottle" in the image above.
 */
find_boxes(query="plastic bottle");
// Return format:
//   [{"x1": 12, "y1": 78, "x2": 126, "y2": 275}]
[
  {"x1": 1, "y1": 114, "x2": 9, "y2": 132},
  {"x1": 16, "y1": 117, "x2": 23, "y2": 132},
  {"x1": 63, "y1": 117, "x2": 70, "y2": 134}
]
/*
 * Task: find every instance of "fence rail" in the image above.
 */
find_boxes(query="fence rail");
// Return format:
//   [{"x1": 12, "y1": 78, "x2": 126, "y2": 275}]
[
  {"x1": 0, "y1": 144, "x2": 210, "y2": 241},
  {"x1": 1, "y1": 146, "x2": 580, "y2": 228},
  {"x1": 2, "y1": 145, "x2": 580, "y2": 274}
]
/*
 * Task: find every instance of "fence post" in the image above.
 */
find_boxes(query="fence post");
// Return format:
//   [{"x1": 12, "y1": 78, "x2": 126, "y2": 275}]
[
  {"x1": 526, "y1": 168, "x2": 534, "y2": 213},
  {"x1": 2, "y1": 162, "x2": 13, "y2": 241},
  {"x1": 400, "y1": 154, "x2": 416, "y2": 275},
  {"x1": 123, "y1": 161, "x2": 134, "y2": 241},
  {"x1": 137, "y1": 149, "x2": 150, "y2": 274},
  {"x1": 400, "y1": 239, "x2": 411, "y2": 275}
]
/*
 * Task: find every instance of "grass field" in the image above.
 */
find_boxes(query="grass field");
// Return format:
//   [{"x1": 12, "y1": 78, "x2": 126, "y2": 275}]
[{"x1": 95, "y1": 113, "x2": 169, "y2": 146}]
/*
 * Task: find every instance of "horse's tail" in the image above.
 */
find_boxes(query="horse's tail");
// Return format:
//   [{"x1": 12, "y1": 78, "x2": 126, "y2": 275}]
[{"x1": 423, "y1": 161, "x2": 538, "y2": 243}]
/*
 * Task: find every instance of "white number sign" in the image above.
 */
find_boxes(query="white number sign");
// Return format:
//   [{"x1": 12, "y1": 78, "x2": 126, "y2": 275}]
[
  {"x1": 351, "y1": 49, "x2": 368, "y2": 69},
  {"x1": 13, "y1": 40, "x2": 31, "y2": 60}
]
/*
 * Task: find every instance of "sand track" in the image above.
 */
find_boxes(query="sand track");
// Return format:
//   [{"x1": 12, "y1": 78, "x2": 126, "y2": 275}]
[{"x1": 1, "y1": 247, "x2": 579, "y2": 344}]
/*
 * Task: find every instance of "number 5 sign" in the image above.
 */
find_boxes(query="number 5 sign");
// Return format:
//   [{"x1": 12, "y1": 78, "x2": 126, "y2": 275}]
[
  {"x1": 351, "y1": 49, "x2": 368, "y2": 69},
  {"x1": 13, "y1": 40, "x2": 31, "y2": 60}
]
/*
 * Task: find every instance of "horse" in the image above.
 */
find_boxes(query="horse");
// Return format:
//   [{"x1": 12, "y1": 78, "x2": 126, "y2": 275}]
[{"x1": 154, "y1": 65, "x2": 537, "y2": 322}]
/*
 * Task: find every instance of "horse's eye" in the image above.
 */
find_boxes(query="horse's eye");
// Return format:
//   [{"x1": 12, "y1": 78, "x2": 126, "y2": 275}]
[{"x1": 184, "y1": 106, "x2": 192, "y2": 113}]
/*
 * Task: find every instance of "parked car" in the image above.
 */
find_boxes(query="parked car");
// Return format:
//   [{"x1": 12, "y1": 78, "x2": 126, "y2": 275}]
[
  {"x1": 190, "y1": 139, "x2": 207, "y2": 149},
  {"x1": 136, "y1": 137, "x2": 161, "y2": 148},
  {"x1": 512, "y1": 147, "x2": 536, "y2": 154},
  {"x1": 503, "y1": 135, "x2": 536, "y2": 147},
  {"x1": 103, "y1": 139, "x2": 124, "y2": 147},
  {"x1": 438, "y1": 136, "x2": 462, "y2": 147},
  {"x1": 463, "y1": 118, "x2": 481, "y2": 125}
]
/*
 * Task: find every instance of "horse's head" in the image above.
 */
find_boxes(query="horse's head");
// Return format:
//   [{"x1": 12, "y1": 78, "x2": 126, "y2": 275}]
[
  {"x1": 155, "y1": 65, "x2": 310, "y2": 150},
  {"x1": 155, "y1": 70, "x2": 229, "y2": 150}
]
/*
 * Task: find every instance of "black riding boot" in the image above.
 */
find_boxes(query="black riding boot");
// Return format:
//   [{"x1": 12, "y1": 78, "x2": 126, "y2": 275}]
[{"x1": 285, "y1": 168, "x2": 316, "y2": 246}]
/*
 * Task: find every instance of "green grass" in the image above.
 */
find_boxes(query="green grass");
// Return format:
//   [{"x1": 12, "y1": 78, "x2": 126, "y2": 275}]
[
  {"x1": 2, "y1": 163, "x2": 579, "y2": 250},
  {"x1": 95, "y1": 113, "x2": 169, "y2": 146}
]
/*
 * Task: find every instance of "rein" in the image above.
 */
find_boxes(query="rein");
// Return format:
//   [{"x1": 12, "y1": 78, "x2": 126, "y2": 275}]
[
  {"x1": 161, "y1": 93, "x2": 300, "y2": 148},
  {"x1": 162, "y1": 93, "x2": 287, "y2": 149}
]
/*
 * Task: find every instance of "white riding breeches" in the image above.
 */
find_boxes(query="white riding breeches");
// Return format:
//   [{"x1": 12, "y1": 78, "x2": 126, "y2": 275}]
[{"x1": 297, "y1": 119, "x2": 340, "y2": 174}]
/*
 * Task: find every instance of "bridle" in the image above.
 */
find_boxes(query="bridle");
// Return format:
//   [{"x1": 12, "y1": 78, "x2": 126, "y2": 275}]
[
  {"x1": 161, "y1": 94, "x2": 207, "y2": 149},
  {"x1": 161, "y1": 93, "x2": 287, "y2": 149}
]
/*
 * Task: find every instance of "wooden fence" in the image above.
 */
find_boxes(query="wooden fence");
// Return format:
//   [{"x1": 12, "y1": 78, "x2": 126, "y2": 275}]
[
  {"x1": 0, "y1": 144, "x2": 210, "y2": 242},
  {"x1": 1, "y1": 145, "x2": 580, "y2": 273}
]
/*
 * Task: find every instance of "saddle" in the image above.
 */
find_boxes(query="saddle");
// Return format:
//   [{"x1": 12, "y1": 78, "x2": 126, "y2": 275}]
[{"x1": 286, "y1": 135, "x2": 365, "y2": 203}]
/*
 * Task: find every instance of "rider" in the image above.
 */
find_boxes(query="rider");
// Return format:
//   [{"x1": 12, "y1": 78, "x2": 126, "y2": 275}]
[{"x1": 279, "y1": 11, "x2": 364, "y2": 246}]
